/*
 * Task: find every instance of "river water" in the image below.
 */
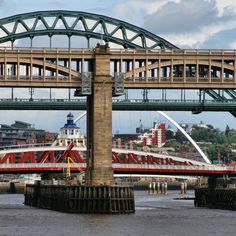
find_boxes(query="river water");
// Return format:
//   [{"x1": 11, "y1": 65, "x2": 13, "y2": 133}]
[{"x1": 0, "y1": 191, "x2": 235, "y2": 236}]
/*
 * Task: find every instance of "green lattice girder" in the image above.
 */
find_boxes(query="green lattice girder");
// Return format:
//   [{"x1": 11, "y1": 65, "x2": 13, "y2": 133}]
[
  {"x1": 205, "y1": 90, "x2": 236, "y2": 118},
  {"x1": 0, "y1": 10, "x2": 178, "y2": 49}
]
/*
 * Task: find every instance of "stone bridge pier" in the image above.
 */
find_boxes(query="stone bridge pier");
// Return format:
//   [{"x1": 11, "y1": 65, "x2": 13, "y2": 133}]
[
  {"x1": 83, "y1": 44, "x2": 134, "y2": 213},
  {"x1": 86, "y1": 44, "x2": 114, "y2": 185}
]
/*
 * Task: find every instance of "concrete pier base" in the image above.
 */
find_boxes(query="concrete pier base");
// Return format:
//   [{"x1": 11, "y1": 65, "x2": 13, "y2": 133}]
[{"x1": 25, "y1": 183, "x2": 135, "y2": 214}]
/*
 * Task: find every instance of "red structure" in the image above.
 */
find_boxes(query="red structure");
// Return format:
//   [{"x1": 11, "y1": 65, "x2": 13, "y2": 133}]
[
  {"x1": 137, "y1": 122, "x2": 166, "y2": 147},
  {"x1": 0, "y1": 145, "x2": 235, "y2": 176}
]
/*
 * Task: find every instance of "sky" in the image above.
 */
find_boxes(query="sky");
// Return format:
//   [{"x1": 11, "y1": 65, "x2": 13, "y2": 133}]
[{"x1": 0, "y1": 0, "x2": 236, "y2": 134}]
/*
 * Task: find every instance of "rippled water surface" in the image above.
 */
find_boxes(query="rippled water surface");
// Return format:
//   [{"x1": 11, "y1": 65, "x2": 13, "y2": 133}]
[{"x1": 0, "y1": 191, "x2": 235, "y2": 236}]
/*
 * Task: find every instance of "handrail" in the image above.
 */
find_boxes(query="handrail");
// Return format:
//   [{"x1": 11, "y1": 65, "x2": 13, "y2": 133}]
[
  {"x1": 0, "y1": 163, "x2": 235, "y2": 172},
  {"x1": 0, "y1": 47, "x2": 236, "y2": 54},
  {"x1": 0, "y1": 98, "x2": 235, "y2": 104},
  {"x1": 0, "y1": 142, "x2": 53, "y2": 151}
]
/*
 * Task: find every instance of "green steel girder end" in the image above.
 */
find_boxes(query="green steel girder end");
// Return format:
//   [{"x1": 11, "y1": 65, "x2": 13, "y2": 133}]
[
  {"x1": 192, "y1": 110, "x2": 202, "y2": 115},
  {"x1": 204, "y1": 89, "x2": 228, "y2": 102},
  {"x1": 230, "y1": 111, "x2": 236, "y2": 118},
  {"x1": 225, "y1": 90, "x2": 236, "y2": 100},
  {"x1": 0, "y1": 10, "x2": 178, "y2": 49}
]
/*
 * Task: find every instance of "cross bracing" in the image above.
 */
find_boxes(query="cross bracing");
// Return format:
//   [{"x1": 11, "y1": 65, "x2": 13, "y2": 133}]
[{"x1": 0, "y1": 10, "x2": 178, "y2": 49}]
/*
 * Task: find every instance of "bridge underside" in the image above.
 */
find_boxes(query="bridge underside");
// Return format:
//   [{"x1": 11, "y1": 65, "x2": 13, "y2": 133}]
[
  {"x1": 0, "y1": 98, "x2": 235, "y2": 113},
  {"x1": 0, "y1": 166, "x2": 234, "y2": 177}
]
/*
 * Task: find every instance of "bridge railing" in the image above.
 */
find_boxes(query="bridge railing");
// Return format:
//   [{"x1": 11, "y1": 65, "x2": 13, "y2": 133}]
[
  {"x1": 0, "y1": 142, "x2": 53, "y2": 151},
  {"x1": 112, "y1": 163, "x2": 236, "y2": 171},
  {"x1": 0, "y1": 163, "x2": 235, "y2": 173},
  {"x1": 0, "y1": 47, "x2": 94, "y2": 53},
  {"x1": 0, "y1": 98, "x2": 87, "y2": 103},
  {"x1": 110, "y1": 48, "x2": 236, "y2": 55},
  {"x1": 1, "y1": 98, "x2": 236, "y2": 104},
  {"x1": 1, "y1": 47, "x2": 236, "y2": 54}
]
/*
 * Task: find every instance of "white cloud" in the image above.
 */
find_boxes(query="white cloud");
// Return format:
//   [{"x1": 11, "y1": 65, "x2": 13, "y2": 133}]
[
  {"x1": 230, "y1": 41, "x2": 236, "y2": 49},
  {"x1": 162, "y1": 17, "x2": 236, "y2": 48},
  {"x1": 106, "y1": 0, "x2": 180, "y2": 25},
  {"x1": 142, "y1": 0, "x2": 236, "y2": 48},
  {"x1": 215, "y1": 0, "x2": 236, "y2": 16},
  {"x1": 127, "y1": 0, "x2": 181, "y2": 15}
]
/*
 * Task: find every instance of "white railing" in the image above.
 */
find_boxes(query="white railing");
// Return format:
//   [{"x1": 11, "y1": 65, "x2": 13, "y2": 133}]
[
  {"x1": 0, "y1": 163, "x2": 235, "y2": 173},
  {"x1": 0, "y1": 142, "x2": 53, "y2": 151},
  {"x1": 112, "y1": 148, "x2": 209, "y2": 166},
  {"x1": 112, "y1": 164, "x2": 236, "y2": 171}
]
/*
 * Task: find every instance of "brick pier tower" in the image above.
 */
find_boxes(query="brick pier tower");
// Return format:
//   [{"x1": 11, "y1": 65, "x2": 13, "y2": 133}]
[{"x1": 86, "y1": 44, "x2": 114, "y2": 185}]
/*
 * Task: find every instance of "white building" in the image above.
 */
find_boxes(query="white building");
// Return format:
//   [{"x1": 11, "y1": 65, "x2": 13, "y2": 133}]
[
  {"x1": 136, "y1": 123, "x2": 166, "y2": 148},
  {"x1": 56, "y1": 112, "x2": 85, "y2": 147}
]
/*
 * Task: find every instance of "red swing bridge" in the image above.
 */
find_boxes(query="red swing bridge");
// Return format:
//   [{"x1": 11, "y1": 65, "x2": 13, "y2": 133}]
[{"x1": 1, "y1": 142, "x2": 236, "y2": 177}]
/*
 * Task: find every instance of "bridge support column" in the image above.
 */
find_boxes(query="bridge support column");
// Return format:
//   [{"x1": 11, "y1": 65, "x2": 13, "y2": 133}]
[
  {"x1": 86, "y1": 44, "x2": 114, "y2": 186},
  {"x1": 208, "y1": 176, "x2": 217, "y2": 208}
]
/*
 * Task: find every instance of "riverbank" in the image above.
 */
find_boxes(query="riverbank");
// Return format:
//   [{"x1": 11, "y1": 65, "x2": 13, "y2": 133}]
[
  {"x1": 0, "y1": 182, "x2": 25, "y2": 194},
  {"x1": 0, "y1": 181, "x2": 196, "y2": 194}
]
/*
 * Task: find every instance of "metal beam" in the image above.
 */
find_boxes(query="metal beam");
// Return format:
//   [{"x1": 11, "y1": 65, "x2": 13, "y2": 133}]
[
  {"x1": 0, "y1": 98, "x2": 236, "y2": 111},
  {"x1": 0, "y1": 10, "x2": 178, "y2": 49}
]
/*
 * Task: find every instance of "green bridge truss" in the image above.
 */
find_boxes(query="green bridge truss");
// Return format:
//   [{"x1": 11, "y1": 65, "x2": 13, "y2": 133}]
[{"x1": 0, "y1": 10, "x2": 177, "y2": 49}]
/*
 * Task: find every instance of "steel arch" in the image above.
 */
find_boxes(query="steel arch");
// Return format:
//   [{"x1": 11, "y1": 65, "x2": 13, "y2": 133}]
[{"x1": 0, "y1": 10, "x2": 178, "y2": 49}]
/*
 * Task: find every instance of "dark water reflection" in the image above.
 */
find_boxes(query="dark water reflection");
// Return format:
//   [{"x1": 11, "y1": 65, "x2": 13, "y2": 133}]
[{"x1": 0, "y1": 191, "x2": 235, "y2": 236}]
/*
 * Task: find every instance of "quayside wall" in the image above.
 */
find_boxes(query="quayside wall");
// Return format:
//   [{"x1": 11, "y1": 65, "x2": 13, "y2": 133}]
[{"x1": 25, "y1": 183, "x2": 135, "y2": 214}]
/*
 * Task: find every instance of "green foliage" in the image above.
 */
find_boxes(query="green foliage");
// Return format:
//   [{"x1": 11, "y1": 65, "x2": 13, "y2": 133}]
[
  {"x1": 164, "y1": 139, "x2": 180, "y2": 151},
  {"x1": 191, "y1": 127, "x2": 228, "y2": 144},
  {"x1": 175, "y1": 130, "x2": 188, "y2": 143},
  {"x1": 165, "y1": 125, "x2": 236, "y2": 163},
  {"x1": 165, "y1": 130, "x2": 174, "y2": 140}
]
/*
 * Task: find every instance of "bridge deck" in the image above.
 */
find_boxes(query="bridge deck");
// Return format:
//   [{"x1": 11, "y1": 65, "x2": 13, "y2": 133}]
[
  {"x1": 0, "y1": 49, "x2": 236, "y2": 89},
  {"x1": 0, "y1": 163, "x2": 235, "y2": 176}
]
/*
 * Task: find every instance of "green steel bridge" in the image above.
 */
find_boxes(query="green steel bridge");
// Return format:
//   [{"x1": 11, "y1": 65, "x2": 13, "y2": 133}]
[{"x1": 0, "y1": 97, "x2": 235, "y2": 115}]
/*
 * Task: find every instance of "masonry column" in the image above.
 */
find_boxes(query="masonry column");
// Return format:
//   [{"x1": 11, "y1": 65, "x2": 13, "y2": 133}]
[{"x1": 86, "y1": 44, "x2": 113, "y2": 185}]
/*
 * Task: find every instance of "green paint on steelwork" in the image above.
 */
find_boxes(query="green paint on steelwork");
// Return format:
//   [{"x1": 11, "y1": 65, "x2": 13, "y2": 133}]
[{"x1": 0, "y1": 10, "x2": 178, "y2": 49}]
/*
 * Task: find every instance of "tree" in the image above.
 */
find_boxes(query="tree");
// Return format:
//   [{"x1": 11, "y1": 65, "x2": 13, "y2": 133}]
[
  {"x1": 225, "y1": 125, "x2": 230, "y2": 136},
  {"x1": 175, "y1": 130, "x2": 188, "y2": 143},
  {"x1": 166, "y1": 130, "x2": 174, "y2": 140}
]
